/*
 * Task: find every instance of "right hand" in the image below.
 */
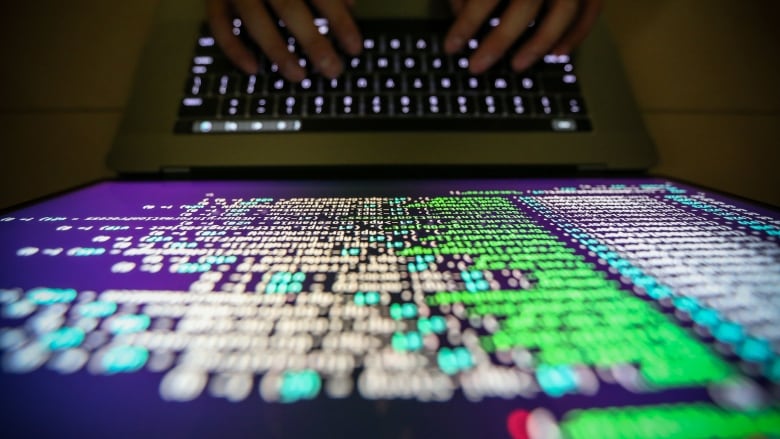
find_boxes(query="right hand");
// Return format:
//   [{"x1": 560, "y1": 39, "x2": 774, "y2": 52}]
[{"x1": 206, "y1": 0, "x2": 363, "y2": 82}]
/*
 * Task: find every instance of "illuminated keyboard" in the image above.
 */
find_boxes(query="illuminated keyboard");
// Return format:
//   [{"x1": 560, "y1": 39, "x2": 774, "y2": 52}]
[{"x1": 175, "y1": 18, "x2": 592, "y2": 134}]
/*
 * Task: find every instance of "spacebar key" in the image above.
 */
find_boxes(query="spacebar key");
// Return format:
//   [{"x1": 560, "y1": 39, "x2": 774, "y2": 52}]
[{"x1": 179, "y1": 97, "x2": 218, "y2": 118}]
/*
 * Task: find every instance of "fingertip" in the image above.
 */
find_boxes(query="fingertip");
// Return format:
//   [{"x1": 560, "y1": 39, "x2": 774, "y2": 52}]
[
  {"x1": 551, "y1": 45, "x2": 570, "y2": 56},
  {"x1": 239, "y1": 56, "x2": 260, "y2": 75},
  {"x1": 344, "y1": 34, "x2": 363, "y2": 56},
  {"x1": 283, "y1": 60, "x2": 306, "y2": 82},
  {"x1": 468, "y1": 52, "x2": 494, "y2": 75},
  {"x1": 319, "y1": 54, "x2": 344, "y2": 79},
  {"x1": 444, "y1": 35, "x2": 463, "y2": 54},
  {"x1": 512, "y1": 53, "x2": 534, "y2": 72},
  {"x1": 221, "y1": 44, "x2": 260, "y2": 76}
]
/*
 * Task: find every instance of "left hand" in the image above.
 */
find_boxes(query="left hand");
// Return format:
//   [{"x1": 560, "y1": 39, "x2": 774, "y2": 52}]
[{"x1": 444, "y1": 0, "x2": 603, "y2": 74}]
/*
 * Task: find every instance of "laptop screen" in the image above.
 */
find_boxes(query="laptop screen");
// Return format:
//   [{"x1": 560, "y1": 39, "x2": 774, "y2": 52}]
[{"x1": 1, "y1": 178, "x2": 778, "y2": 438}]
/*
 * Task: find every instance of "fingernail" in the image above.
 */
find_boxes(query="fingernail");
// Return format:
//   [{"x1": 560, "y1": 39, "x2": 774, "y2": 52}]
[
  {"x1": 319, "y1": 55, "x2": 343, "y2": 79},
  {"x1": 445, "y1": 36, "x2": 463, "y2": 54}
]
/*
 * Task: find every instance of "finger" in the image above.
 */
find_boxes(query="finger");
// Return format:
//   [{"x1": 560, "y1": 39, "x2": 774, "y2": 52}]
[
  {"x1": 552, "y1": 0, "x2": 603, "y2": 54},
  {"x1": 449, "y1": 0, "x2": 466, "y2": 15},
  {"x1": 444, "y1": 0, "x2": 500, "y2": 54},
  {"x1": 469, "y1": 0, "x2": 543, "y2": 74},
  {"x1": 233, "y1": 0, "x2": 305, "y2": 81},
  {"x1": 269, "y1": 0, "x2": 344, "y2": 79},
  {"x1": 206, "y1": 0, "x2": 259, "y2": 74},
  {"x1": 511, "y1": 0, "x2": 579, "y2": 71},
  {"x1": 313, "y1": 0, "x2": 362, "y2": 55}
]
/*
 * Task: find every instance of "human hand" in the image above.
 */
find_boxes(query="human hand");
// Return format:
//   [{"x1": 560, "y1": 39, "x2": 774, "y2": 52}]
[
  {"x1": 445, "y1": 0, "x2": 603, "y2": 74},
  {"x1": 206, "y1": 0, "x2": 362, "y2": 81}
]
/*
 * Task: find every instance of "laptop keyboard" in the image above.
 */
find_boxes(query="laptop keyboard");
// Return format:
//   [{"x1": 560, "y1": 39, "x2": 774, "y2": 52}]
[{"x1": 175, "y1": 18, "x2": 592, "y2": 134}]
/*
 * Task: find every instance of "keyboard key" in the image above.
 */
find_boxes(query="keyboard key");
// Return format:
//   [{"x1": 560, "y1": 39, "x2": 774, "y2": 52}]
[
  {"x1": 407, "y1": 75, "x2": 429, "y2": 92},
  {"x1": 394, "y1": 95, "x2": 418, "y2": 115},
  {"x1": 434, "y1": 74, "x2": 457, "y2": 91},
  {"x1": 400, "y1": 55, "x2": 422, "y2": 72},
  {"x1": 352, "y1": 74, "x2": 373, "y2": 92},
  {"x1": 480, "y1": 95, "x2": 505, "y2": 116},
  {"x1": 509, "y1": 95, "x2": 529, "y2": 115},
  {"x1": 379, "y1": 74, "x2": 401, "y2": 92},
  {"x1": 347, "y1": 54, "x2": 369, "y2": 72},
  {"x1": 324, "y1": 76, "x2": 347, "y2": 92},
  {"x1": 542, "y1": 54, "x2": 571, "y2": 65},
  {"x1": 280, "y1": 96, "x2": 303, "y2": 116},
  {"x1": 423, "y1": 95, "x2": 445, "y2": 115},
  {"x1": 535, "y1": 95, "x2": 560, "y2": 116},
  {"x1": 285, "y1": 36, "x2": 298, "y2": 54},
  {"x1": 487, "y1": 75, "x2": 512, "y2": 92},
  {"x1": 191, "y1": 65, "x2": 208, "y2": 75},
  {"x1": 450, "y1": 95, "x2": 477, "y2": 116},
  {"x1": 179, "y1": 97, "x2": 218, "y2": 118},
  {"x1": 518, "y1": 76, "x2": 538, "y2": 92},
  {"x1": 185, "y1": 76, "x2": 206, "y2": 96},
  {"x1": 428, "y1": 56, "x2": 448, "y2": 72},
  {"x1": 313, "y1": 17, "x2": 330, "y2": 36},
  {"x1": 551, "y1": 118, "x2": 578, "y2": 131},
  {"x1": 307, "y1": 95, "x2": 332, "y2": 116},
  {"x1": 465, "y1": 38, "x2": 480, "y2": 53},
  {"x1": 386, "y1": 36, "x2": 404, "y2": 52},
  {"x1": 363, "y1": 37, "x2": 379, "y2": 52},
  {"x1": 240, "y1": 75, "x2": 263, "y2": 95},
  {"x1": 191, "y1": 53, "x2": 234, "y2": 73},
  {"x1": 562, "y1": 96, "x2": 587, "y2": 115},
  {"x1": 374, "y1": 55, "x2": 394, "y2": 72},
  {"x1": 212, "y1": 74, "x2": 239, "y2": 96},
  {"x1": 453, "y1": 56, "x2": 470, "y2": 71},
  {"x1": 366, "y1": 95, "x2": 390, "y2": 116},
  {"x1": 411, "y1": 35, "x2": 432, "y2": 52},
  {"x1": 269, "y1": 75, "x2": 290, "y2": 92},
  {"x1": 251, "y1": 97, "x2": 274, "y2": 116},
  {"x1": 336, "y1": 95, "x2": 360, "y2": 115},
  {"x1": 220, "y1": 97, "x2": 247, "y2": 117},
  {"x1": 463, "y1": 76, "x2": 483, "y2": 91},
  {"x1": 295, "y1": 77, "x2": 316, "y2": 93},
  {"x1": 197, "y1": 36, "x2": 216, "y2": 49}
]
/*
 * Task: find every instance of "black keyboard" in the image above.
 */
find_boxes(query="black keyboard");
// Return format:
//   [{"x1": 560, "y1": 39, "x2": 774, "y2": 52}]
[{"x1": 175, "y1": 18, "x2": 592, "y2": 134}]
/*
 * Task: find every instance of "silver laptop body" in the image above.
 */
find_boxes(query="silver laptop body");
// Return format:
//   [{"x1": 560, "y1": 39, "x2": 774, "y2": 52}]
[{"x1": 109, "y1": 0, "x2": 656, "y2": 173}]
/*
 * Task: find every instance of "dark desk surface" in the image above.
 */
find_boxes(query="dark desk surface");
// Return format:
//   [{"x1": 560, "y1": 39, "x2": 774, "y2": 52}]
[{"x1": 1, "y1": 0, "x2": 779, "y2": 208}]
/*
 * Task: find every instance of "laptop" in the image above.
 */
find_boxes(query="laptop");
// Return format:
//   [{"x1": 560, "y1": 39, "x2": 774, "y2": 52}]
[
  {"x1": 107, "y1": 0, "x2": 656, "y2": 174},
  {"x1": 1, "y1": 176, "x2": 779, "y2": 438},
  {"x1": 5, "y1": 1, "x2": 777, "y2": 438}
]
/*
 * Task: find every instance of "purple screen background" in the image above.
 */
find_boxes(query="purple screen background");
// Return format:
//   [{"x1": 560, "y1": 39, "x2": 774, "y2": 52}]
[{"x1": 0, "y1": 178, "x2": 777, "y2": 439}]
